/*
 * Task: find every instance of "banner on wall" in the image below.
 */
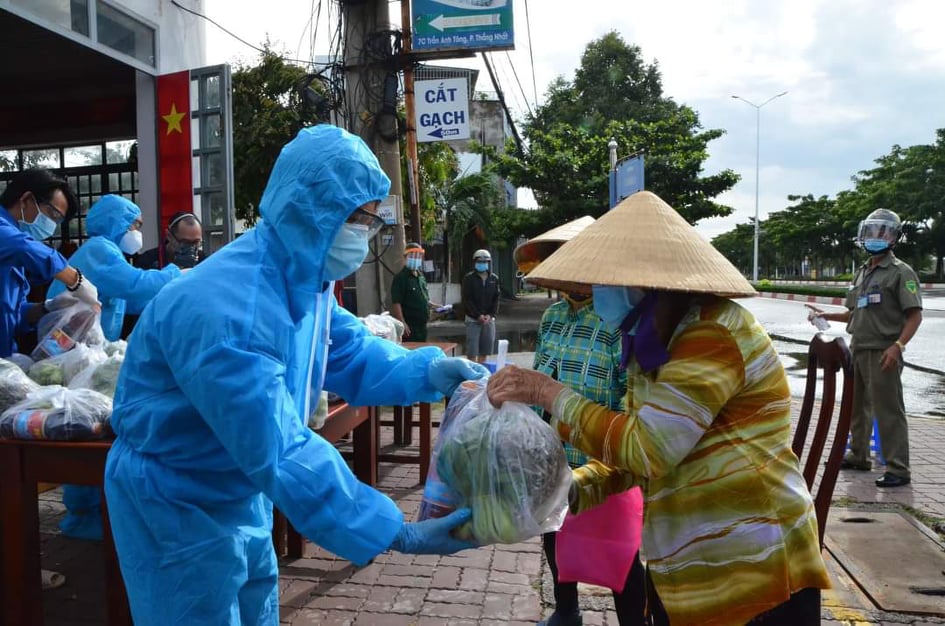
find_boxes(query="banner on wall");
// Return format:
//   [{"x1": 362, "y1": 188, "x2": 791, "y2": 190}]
[{"x1": 156, "y1": 70, "x2": 193, "y2": 233}]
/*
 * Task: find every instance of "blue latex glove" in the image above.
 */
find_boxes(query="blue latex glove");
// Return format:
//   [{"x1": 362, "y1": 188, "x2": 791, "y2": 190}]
[
  {"x1": 428, "y1": 357, "x2": 489, "y2": 397},
  {"x1": 390, "y1": 508, "x2": 477, "y2": 555}
]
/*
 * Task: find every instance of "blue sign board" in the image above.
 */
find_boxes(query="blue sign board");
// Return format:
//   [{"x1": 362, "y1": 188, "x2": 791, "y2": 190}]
[
  {"x1": 412, "y1": 0, "x2": 515, "y2": 52},
  {"x1": 609, "y1": 154, "x2": 645, "y2": 208}
]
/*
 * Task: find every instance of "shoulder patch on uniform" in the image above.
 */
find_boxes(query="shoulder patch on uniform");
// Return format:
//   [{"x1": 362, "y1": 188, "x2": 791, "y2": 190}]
[{"x1": 905, "y1": 280, "x2": 918, "y2": 294}]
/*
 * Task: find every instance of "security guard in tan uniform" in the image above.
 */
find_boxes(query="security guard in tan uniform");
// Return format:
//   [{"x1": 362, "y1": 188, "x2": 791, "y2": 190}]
[{"x1": 809, "y1": 209, "x2": 923, "y2": 487}]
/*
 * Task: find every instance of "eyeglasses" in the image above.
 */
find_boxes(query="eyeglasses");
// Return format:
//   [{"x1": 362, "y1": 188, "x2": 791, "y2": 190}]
[
  {"x1": 346, "y1": 206, "x2": 386, "y2": 237},
  {"x1": 35, "y1": 197, "x2": 67, "y2": 225}
]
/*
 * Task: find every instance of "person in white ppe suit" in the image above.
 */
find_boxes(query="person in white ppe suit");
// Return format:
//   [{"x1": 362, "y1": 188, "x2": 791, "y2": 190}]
[{"x1": 104, "y1": 124, "x2": 485, "y2": 625}]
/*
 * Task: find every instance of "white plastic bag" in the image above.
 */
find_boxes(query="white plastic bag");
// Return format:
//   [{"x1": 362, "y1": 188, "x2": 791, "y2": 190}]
[
  {"x1": 418, "y1": 378, "x2": 571, "y2": 545},
  {"x1": 28, "y1": 343, "x2": 108, "y2": 387},
  {"x1": 32, "y1": 301, "x2": 102, "y2": 361},
  {"x1": 6, "y1": 353, "x2": 33, "y2": 372},
  {"x1": 69, "y1": 354, "x2": 124, "y2": 399},
  {"x1": 0, "y1": 386, "x2": 112, "y2": 441},
  {"x1": 0, "y1": 359, "x2": 40, "y2": 413},
  {"x1": 360, "y1": 313, "x2": 405, "y2": 343}
]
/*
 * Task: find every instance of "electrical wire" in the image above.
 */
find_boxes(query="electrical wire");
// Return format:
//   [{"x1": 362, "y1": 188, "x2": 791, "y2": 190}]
[
  {"x1": 170, "y1": 0, "x2": 332, "y2": 67},
  {"x1": 523, "y1": 0, "x2": 539, "y2": 109},
  {"x1": 504, "y1": 51, "x2": 533, "y2": 118}
]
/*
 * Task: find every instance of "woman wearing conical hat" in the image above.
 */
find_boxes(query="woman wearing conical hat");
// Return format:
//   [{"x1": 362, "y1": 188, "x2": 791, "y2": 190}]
[{"x1": 488, "y1": 191, "x2": 829, "y2": 626}]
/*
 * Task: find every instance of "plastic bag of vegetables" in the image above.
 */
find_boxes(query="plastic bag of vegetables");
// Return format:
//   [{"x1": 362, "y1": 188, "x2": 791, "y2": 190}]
[
  {"x1": 28, "y1": 343, "x2": 107, "y2": 387},
  {"x1": 0, "y1": 358, "x2": 41, "y2": 413},
  {"x1": 0, "y1": 385, "x2": 112, "y2": 441},
  {"x1": 69, "y1": 354, "x2": 124, "y2": 398},
  {"x1": 418, "y1": 378, "x2": 571, "y2": 545}
]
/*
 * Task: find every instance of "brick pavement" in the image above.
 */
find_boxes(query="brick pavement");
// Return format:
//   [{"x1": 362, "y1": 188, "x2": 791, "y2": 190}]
[{"x1": 34, "y1": 404, "x2": 945, "y2": 625}]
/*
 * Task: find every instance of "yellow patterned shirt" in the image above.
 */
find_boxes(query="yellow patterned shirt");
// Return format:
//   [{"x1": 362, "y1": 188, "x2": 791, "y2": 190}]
[{"x1": 551, "y1": 296, "x2": 829, "y2": 626}]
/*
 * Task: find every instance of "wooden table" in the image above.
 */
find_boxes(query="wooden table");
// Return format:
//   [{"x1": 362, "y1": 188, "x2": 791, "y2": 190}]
[
  {"x1": 274, "y1": 402, "x2": 376, "y2": 558},
  {"x1": 377, "y1": 341, "x2": 457, "y2": 483},
  {"x1": 0, "y1": 439, "x2": 129, "y2": 626},
  {"x1": 0, "y1": 401, "x2": 375, "y2": 624}
]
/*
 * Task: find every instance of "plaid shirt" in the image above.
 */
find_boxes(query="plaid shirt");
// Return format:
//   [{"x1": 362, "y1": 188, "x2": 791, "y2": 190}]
[{"x1": 532, "y1": 299, "x2": 626, "y2": 467}]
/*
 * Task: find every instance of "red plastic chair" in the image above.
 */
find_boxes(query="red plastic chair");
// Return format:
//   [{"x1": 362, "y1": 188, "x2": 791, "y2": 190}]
[{"x1": 791, "y1": 333, "x2": 854, "y2": 549}]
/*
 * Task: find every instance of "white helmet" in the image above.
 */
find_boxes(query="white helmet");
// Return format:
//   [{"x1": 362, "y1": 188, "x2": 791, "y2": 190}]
[
  {"x1": 857, "y1": 208, "x2": 902, "y2": 254},
  {"x1": 473, "y1": 249, "x2": 492, "y2": 262}
]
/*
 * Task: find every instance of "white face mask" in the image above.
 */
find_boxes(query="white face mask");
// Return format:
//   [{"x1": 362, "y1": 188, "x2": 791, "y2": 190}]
[
  {"x1": 119, "y1": 229, "x2": 144, "y2": 255},
  {"x1": 324, "y1": 224, "x2": 371, "y2": 280}
]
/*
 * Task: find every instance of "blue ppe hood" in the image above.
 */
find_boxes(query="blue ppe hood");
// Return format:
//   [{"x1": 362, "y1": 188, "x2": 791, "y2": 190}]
[{"x1": 86, "y1": 194, "x2": 140, "y2": 245}]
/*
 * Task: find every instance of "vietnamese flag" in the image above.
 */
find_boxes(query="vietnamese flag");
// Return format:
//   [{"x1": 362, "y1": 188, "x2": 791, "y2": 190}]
[{"x1": 156, "y1": 71, "x2": 193, "y2": 233}]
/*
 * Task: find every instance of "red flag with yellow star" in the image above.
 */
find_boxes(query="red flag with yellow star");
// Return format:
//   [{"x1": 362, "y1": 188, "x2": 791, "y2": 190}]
[{"x1": 157, "y1": 70, "x2": 193, "y2": 232}]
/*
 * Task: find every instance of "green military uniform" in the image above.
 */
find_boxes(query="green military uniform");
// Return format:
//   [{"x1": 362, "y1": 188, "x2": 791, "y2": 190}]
[
  {"x1": 391, "y1": 266, "x2": 430, "y2": 341},
  {"x1": 844, "y1": 252, "x2": 922, "y2": 478}
]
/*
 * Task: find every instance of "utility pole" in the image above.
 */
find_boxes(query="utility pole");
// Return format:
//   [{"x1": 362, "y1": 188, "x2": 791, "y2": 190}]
[
  {"x1": 343, "y1": 0, "x2": 407, "y2": 315},
  {"x1": 401, "y1": 0, "x2": 423, "y2": 244}
]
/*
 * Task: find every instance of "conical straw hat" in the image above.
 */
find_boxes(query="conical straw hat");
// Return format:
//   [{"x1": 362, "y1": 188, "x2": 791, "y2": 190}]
[
  {"x1": 513, "y1": 215, "x2": 595, "y2": 273},
  {"x1": 526, "y1": 191, "x2": 756, "y2": 297}
]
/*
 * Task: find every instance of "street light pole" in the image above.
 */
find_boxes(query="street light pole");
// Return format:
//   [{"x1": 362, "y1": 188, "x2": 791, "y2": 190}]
[{"x1": 732, "y1": 91, "x2": 787, "y2": 282}]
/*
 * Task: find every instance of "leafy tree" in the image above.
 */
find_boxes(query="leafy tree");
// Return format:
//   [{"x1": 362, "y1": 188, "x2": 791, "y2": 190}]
[
  {"x1": 400, "y1": 138, "x2": 459, "y2": 242},
  {"x1": 232, "y1": 46, "x2": 326, "y2": 224},
  {"x1": 438, "y1": 172, "x2": 505, "y2": 284},
  {"x1": 852, "y1": 131, "x2": 945, "y2": 277},
  {"x1": 487, "y1": 31, "x2": 738, "y2": 230}
]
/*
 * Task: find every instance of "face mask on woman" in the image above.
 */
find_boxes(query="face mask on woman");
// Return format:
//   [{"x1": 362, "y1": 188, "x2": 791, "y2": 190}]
[
  {"x1": 324, "y1": 224, "x2": 371, "y2": 280},
  {"x1": 406, "y1": 255, "x2": 423, "y2": 271},
  {"x1": 592, "y1": 285, "x2": 646, "y2": 328},
  {"x1": 475, "y1": 262, "x2": 489, "y2": 273},
  {"x1": 119, "y1": 230, "x2": 144, "y2": 255}
]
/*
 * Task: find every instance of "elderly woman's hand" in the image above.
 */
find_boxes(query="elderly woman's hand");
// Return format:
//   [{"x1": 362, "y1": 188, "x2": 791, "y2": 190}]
[{"x1": 486, "y1": 365, "x2": 564, "y2": 411}]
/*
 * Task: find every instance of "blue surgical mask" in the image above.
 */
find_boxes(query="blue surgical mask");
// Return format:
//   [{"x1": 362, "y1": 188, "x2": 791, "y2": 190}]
[
  {"x1": 475, "y1": 262, "x2": 489, "y2": 272},
  {"x1": 406, "y1": 257, "x2": 423, "y2": 271},
  {"x1": 324, "y1": 224, "x2": 371, "y2": 280},
  {"x1": 19, "y1": 210, "x2": 58, "y2": 241},
  {"x1": 863, "y1": 238, "x2": 890, "y2": 254},
  {"x1": 592, "y1": 285, "x2": 646, "y2": 328}
]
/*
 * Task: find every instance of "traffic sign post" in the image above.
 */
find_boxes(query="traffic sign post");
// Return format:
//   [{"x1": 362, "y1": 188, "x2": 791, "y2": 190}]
[
  {"x1": 414, "y1": 78, "x2": 470, "y2": 142},
  {"x1": 411, "y1": 0, "x2": 514, "y2": 52}
]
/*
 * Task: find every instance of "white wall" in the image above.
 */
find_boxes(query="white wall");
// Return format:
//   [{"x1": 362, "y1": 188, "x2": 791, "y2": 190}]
[{"x1": 116, "y1": 0, "x2": 207, "y2": 73}]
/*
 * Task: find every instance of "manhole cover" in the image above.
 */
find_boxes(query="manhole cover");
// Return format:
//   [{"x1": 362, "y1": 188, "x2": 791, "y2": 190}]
[{"x1": 826, "y1": 511, "x2": 945, "y2": 615}]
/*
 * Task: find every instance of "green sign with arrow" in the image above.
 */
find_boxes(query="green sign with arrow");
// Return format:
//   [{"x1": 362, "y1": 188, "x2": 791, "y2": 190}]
[{"x1": 412, "y1": 0, "x2": 514, "y2": 53}]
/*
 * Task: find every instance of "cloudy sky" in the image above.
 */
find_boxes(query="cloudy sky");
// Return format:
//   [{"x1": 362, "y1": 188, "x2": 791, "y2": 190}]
[{"x1": 204, "y1": 0, "x2": 945, "y2": 239}]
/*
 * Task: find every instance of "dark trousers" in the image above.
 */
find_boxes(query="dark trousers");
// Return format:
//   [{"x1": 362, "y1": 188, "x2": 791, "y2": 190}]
[
  {"x1": 542, "y1": 531, "x2": 646, "y2": 625},
  {"x1": 646, "y1": 569, "x2": 821, "y2": 626}
]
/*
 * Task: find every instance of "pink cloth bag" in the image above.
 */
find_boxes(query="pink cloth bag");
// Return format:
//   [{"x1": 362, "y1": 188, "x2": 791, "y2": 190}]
[{"x1": 555, "y1": 487, "x2": 643, "y2": 592}]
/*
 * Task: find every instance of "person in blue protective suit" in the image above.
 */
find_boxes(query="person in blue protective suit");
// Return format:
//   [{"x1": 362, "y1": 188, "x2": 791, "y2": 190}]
[
  {"x1": 47, "y1": 194, "x2": 182, "y2": 341},
  {"x1": 0, "y1": 169, "x2": 101, "y2": 358},
  {"x1": 104, "y1": 124, "x2": 487, "y2": 625},
  {"x1": 47, "y1": 194, "x2": 182, "y2": 541}
]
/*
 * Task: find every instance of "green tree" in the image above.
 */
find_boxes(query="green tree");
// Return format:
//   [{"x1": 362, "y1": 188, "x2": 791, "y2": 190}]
[
  {"x1": 232, "y1": 46, "x2": 326, "y2": 224},
  {"x1": 400, "y1": 138, "x2": 459, "y2": 242},
  {"x1": 852, "y1": 130, "x2": 945, "y2": 277},
  {"x1": 487, "y1": 32, "x2": 738, "y2": 229},
  {"x1": 439, "y1": 172, "x2": 505, "y2": 284}
]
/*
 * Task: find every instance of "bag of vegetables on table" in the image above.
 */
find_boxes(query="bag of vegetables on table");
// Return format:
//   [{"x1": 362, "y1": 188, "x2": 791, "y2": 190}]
[
  {"x1": 0, "y1": 385, "x2": 113, "y2": 441},
  {"x1": 418, "y1": 378, "x2": 571, "y2": 545},
  {"x1": 0, "y1": 358, "x2": 40, "y2": 413},
  {"x1": 28, "y1": 343, "x2": 107, "y2": 387},
  {"x1": 69, "y1": 353, "x2": 124, "y2": 399}
]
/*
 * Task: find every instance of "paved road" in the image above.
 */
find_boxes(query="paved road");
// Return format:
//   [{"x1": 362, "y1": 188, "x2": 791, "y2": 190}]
[{"x1": 741, "y1": 297, "x2": 945, "y2": 418}]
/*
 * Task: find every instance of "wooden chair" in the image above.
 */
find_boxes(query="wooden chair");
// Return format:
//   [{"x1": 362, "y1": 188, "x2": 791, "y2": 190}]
[{"x1": 791, "y1": 333, "x2": 854, "y2": 549}]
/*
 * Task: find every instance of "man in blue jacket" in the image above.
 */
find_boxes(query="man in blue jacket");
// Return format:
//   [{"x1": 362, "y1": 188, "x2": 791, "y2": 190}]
[
  {"x1": 105, "y1": 124, "x2": 485, "y2": 625},
  {"x1": 0, "y1": 169, "x2": 101, "y2": 357},
  {"x1": 47, "y1": 194, "x2": 182, "y2": 541}
]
